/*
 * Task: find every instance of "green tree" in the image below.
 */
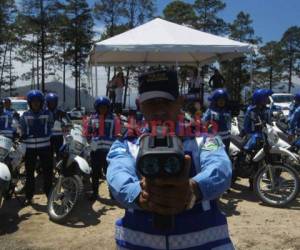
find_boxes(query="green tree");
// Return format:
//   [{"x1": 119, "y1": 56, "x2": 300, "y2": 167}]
[
  {"x1": 222, "y1": 11, "x2": 261, "y2": 101},
  {"x1": 163, "y1": 0, "x2": 196, "y2": 26},
  {"x1": 124, "y1": 0, "x2": 155, "y2": 29},
  {"x1": 94, "y1": 0, "x2": 126, "y2": 38},
  {"x1": 280, "y1": 26, "x2": 300, "y2": 92},
  {"x1": 0, "y1": 0, "x2": 19, "y2": 97},
  {"x1": 257, "y1": 41, "x2": 284, "y2": 89},
  {"x1": 59, "y1": 0, "x2": 94, "y2": 108},
  {"x1": 18, "y1": 0, "x2": 59, "y2": 92},
  {"x1": 193, "y1": 0, "x2": 227, "y2": 35},
  {"x1": 94, "y1": 0, "x2": 127, "y2": 96}
]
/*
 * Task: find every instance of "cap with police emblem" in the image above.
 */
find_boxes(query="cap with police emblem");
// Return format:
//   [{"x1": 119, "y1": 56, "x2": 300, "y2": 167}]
[{"x1": 138, "y1": 70, "x2": 179, "y2": 103}]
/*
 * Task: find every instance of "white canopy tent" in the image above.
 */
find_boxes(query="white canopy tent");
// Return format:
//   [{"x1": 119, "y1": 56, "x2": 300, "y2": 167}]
[{"x1": 89, "y1": 18, "x2": 255, "y2": 66}]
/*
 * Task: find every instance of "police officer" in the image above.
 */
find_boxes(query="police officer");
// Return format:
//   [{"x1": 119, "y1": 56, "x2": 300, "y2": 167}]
[
  {"x1": 107, "y1": 70, "x2": 233, "y2": 250},
  {"x1": 45, "y1": 92, "x2": 71, "y2": 158},
  {"x1": 19, "y1": 90, "x2": 54, "y2": 205},
  {"x1": 86, "y1": 96, "x2": 115, "y2": 201},
  {"x1": 243, "y1": 89, "x2": 271, "y2": 151},
  {"x1": 288, "y1": 100, "x2": 300, "y2": 143},
  {"x1": 0, "y1": 99, "x2": 15, "y2": 139},
  {"x1": 3, "y1": 97, "x2": 19, "y2": 120},
  {"x1": 288, "y1": 93, "x2": 300, "y2": 122},
  {"x1": 202, "y1": 89, "x2": 231, "y2": 153}
]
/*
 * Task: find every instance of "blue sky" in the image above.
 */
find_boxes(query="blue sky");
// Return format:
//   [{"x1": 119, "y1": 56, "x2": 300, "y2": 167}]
[{"x1": 90, "y1": 0, "x2": 300, "y2": 44}]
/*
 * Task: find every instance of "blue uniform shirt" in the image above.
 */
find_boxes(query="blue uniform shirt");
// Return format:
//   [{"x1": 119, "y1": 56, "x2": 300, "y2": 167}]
[
  {"x1": 289, "y1": 106, "x2": 300, "y2": 135},
  {"x1": 106, "y1": 134, "x2": 234, "y2": 250},
  {"x1": 0, "y1": 110, "x2": 16, "y2": 139},
  {"x1": 202, "y1": 107, "x2": 231, "y2": 141},
  {"x1": 19, "y1": 109, "x2": 53, "y2": 149},
  {"x1": 107, "y1": 135, "x2": 232, "y2": 209},
  {"x1": 243, "y1": 105, "x2": 270, "y2": 135},
  {"x1": 86, "y1": 112, "x2": 116, "y2": 151}
]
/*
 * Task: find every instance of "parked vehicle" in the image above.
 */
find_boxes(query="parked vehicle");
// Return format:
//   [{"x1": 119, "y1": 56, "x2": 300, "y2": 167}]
[
  {"x1": 47, "y1": 125, "x2": 91, "y2": 223},
  {"x1": 230, "y1": 117, "x2": 300, "y2": 207},
  {"x1": 269, "y1": 93, "x2": 293, "y2": 117},
  {"x1": 10, "y1": 98, "x2": 28, "y2": 117},
  {"x1": 68, "y1": 107, "x2": 86, "y2": 120}
]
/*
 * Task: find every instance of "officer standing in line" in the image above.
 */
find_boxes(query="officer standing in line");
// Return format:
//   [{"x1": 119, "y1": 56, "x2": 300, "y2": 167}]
[
  {"x1": 45, "y1": 92, "x2": 71, "y2": 159},
  {"x1": 0, "y1": 99, "x2": 16, "y2": 139},
  {"x1": 19, "y1": 90, "x2": 54, "y2": 205},
  {"x1": 288, "y1": 93, "x2": 300, "y2": 122},
  {"x1": 243, "y1": 89, "x2": 271, "y2": 152},
  {"x1": 202, "y1": 89, "x2": 231, "y2": 153},
  {"x1": 106, "y1": 70, "x2": 234, "y2": 250},
  {"x1": 86, "y1": 96, "x2": 115, "y2": 201},
  {"x1": 3, "y1": 97, "x2": 19, "y2": 120}
]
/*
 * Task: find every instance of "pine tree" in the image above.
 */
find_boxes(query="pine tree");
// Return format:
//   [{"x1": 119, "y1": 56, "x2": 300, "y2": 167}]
[
  {"x1": 257, "y1": 41, "x2": 284, "y2": 89},
  {"x1": 0, "y1": 0, "x2": 18, "y2": 97},
  {"x1": 163, "y1": 0, "x2": 196, "y2": 26},
  {"x1": 18, "y1": 0, "x2": 58, "y2": 92},
  {"x1": 193, "y1": 0, "x2": 227, "y2": 35},
  {"x1": 59, "y1": 0, "x2": 94, "y2": 108},
  {"x1": 280, "y1": 26, "x2": 300, "y2": 92},
  {"x1": 222, "y1": 11, "x2": 261, "y2": 101}
]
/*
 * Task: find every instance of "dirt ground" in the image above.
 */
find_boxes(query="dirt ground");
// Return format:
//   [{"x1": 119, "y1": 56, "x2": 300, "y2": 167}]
[{"x1": 0, "y1": 179, "x2": 299, "y2": 250}]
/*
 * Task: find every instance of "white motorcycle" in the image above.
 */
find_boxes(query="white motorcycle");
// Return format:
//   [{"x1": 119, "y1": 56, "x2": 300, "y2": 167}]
[
  {"x1": 47, "y1": 125, "x2": 91, "y2": 223},
  {"x1": 0, "y1": 135, "x2": 26, "y2": 208},
  {"x1": 230, "y1": 117, "x2": 300, "y2": 207}
]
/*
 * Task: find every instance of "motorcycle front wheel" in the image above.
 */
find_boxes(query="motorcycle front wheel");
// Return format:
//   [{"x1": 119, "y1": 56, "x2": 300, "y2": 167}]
[
  {"x1": 47, "y1": 175, "x2": 83, "y2": 223},
  {"x1": 254, "y1": 164, "x2": 300, "y2": 207}
]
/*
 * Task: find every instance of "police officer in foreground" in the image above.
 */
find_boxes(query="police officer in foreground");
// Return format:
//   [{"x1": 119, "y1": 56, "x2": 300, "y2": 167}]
[
  {"x1": 86, "y1": 97, "x2": 115, "y2": 201},
  {"x1": 107, "y1": 70, "x2": 234, "y2": 250},
  {"x1": 45, "y1": 92, "x2": 71, "y2": 159},
  {"x1": 20, "y1": 90, "x2": 54, "y2": 205},
  {"x1": 202, "y1": 89, "x2": 231, "y2": 153}
]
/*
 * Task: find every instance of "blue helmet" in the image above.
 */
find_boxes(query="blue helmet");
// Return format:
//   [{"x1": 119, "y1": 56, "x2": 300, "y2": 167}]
[
  {"x1": 94, "y1": 96, "x2": 111, "y2": 110},
  {"x1": 208, "y1": 89, "x2": 229, "y2": 103},
  {"x1": 262, "y1": 89, "x2": 273, "y2": 97},
  {"x1": 294, "y1": 93, "x2": 300, "y2": 102},
  {"x1": 45, "y1": 92, "x2": 58, "y2": 105},
  {"x1": 252, "y1": 89, "x2": 268, "y2": 105},
  {"x1": 3, "y1": 97, "x2": 11, "y2": 103},
  {"x1": 27, "y1": 90, "x2": 44, "y2": 105}
]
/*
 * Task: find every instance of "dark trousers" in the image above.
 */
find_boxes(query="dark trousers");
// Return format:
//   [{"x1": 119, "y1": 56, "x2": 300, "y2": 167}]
[
  {"x1": 25, "y1": 147, "x2": 53, "y2": 199},
  {"x1": 90, "y1": 149, "x2": 108, "y2": 195},
  {"x1": 50, "y1": 135, "x2": 64, "y2": 157}
]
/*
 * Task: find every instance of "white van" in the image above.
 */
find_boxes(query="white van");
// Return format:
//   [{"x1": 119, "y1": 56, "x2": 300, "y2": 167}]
[{"x1": 10, "y1": 99, "x2": 28, "y2": 116}]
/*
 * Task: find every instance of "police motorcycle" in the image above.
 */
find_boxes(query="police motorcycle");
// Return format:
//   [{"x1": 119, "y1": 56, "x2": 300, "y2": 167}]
[
  {"x1": 230, "y1": 116, "x2": 300, "y2": 207},
  {"x1": 0, "y1": 135, "x2": 26, "y2": 208},
  {"x1": 47, "y1": 124, "x2": 91, "y2": 223}
]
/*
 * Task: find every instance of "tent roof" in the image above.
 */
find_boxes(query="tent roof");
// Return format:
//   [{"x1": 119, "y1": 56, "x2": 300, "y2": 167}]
[{"x1": 90, "y1": 18, "x2": 255, "y2": 66}]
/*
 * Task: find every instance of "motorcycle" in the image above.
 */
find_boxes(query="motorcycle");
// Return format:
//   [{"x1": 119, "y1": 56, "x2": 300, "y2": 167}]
[
  {"x1": 47, "y1": 125, "x2": 91, "y2": 223},
  {"x1": 0, "y1": 135, "x2": 26, "y2": 208},
  {"x1": 230, "y1": 117, "x2": 300, "y2": 207}
]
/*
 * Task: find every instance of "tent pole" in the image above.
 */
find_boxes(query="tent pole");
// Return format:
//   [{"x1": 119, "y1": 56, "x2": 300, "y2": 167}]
[
  {"x1": 123, "y1": 67, "x2": 130, "y2": 109},
  {"x1": 95, "y1": 66, "x2": 98, "y2": 97}
]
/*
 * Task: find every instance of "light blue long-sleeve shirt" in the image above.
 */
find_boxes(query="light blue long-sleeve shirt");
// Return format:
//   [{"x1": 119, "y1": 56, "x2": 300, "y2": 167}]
[{"x1": 106, "y1": 136, "x2": 232, "y2": 209}]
